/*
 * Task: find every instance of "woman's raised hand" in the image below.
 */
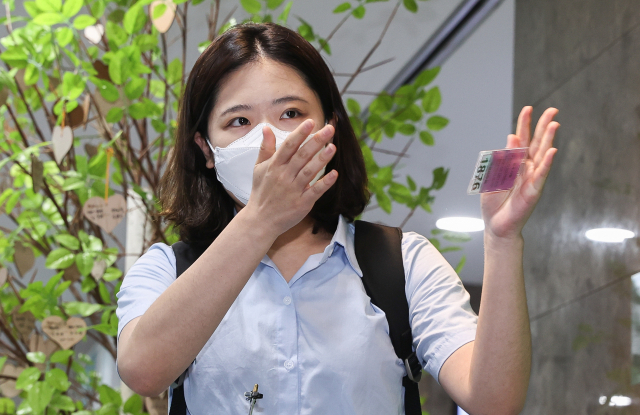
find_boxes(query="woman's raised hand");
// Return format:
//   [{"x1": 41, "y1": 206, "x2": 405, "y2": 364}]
[
  {"x1": 247, "y1": 119, "x2": 338, "y2": 235},
  {"x1": 480, "y1": 106, "x2": 560, "y2": 239}
]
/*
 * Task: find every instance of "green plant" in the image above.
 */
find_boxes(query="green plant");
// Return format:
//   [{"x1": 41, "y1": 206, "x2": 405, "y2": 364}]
[{"x1": 0, "y1": 0, "x2": 461, "y2": 413}]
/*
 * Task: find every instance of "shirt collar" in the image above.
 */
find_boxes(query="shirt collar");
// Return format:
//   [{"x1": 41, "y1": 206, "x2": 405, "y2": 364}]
[{"x1": 319, "y1": 214, "x2": 363, "y2": 277}]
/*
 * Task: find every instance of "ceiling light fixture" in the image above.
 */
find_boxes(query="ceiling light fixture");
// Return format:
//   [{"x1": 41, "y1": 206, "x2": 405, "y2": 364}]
[
  {"x1": 585, "y1": 228, "x2": 635, "y2": 243},
  {"x1": 436, "y1": 217, "x2": 485, "y2": 233}
]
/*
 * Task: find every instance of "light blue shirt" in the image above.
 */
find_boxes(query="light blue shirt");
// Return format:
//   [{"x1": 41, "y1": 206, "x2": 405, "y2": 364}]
[{"x1": 116, "y1": 215, "x2": 477, "y2": 414}]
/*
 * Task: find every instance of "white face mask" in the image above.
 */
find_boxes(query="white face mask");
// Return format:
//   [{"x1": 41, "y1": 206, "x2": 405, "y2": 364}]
[{"x1": 205, "y1": 122, "x2": 326, "y2": 205}]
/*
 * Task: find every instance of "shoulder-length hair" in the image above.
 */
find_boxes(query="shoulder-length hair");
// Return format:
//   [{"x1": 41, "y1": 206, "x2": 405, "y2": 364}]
[{"x1": 158, "y1": 23, "x2": 370, "y2": 245}]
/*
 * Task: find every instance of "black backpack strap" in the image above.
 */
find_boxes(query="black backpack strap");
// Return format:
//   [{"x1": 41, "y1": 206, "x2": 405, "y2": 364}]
[
  {"x1": 168, "y1": 241, "x2": 208, "y2": 415},
  {"x1": 354, "y1": 220, "x2": 422, "y2": 415}
]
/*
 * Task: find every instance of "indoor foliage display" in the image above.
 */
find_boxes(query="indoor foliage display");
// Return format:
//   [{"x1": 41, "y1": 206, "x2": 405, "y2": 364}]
[{"x1": 0, "y1": 0, "x2": 466, "y2": 413}]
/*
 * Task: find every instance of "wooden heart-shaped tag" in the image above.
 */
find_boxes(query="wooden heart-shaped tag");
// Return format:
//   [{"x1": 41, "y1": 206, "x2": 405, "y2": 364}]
[
  {"x1": 67, "y1": 105, "x2": 85, "y2": 130},
  {"x1": 91, "y1": 259, "x2": 107, "y2": 281},
  {"x1": 14, "y1": 241, "x2": 35, "y2": 275},
  {"x1": 63, "y1": 262, "x2": 81, "y2": 282},
  {"x1": 85, "y1": 143, "x2": 98, "y2": 158},
  {"x1": 52, "y1": 125, "x2": 73, "y2": 164},
  {"x1": 11, "y1": 308, "x2": 35, "y2": 339},
  {"x1": 0, "y1": 364, "x2": 24, "y2": 398},
  {"x1": 42, "y1": 316, "x2": 87, "y2": 350},
  {"x1": 31, "y1": 154, "x2": 44, "y2": 193},
  {"x1": 29, "y1": 333, "x2": 60, "y2": 370},
  {"x1": 84, "y1": 24, "x2": 104, "y2": 44},
  {"x1": 150, "y1": 0, "x2": 176, "y2": 34},
  {"x1": 83, "y1": 195, "x2": 126, "y2": 234},
  {"x1": 0, "y1": 267, "x2": 6, "y2": 286}
]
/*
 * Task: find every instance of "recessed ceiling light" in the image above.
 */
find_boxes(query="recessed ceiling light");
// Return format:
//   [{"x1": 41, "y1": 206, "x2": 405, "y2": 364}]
[
  {"x1": 436, "y1": 217, "x2": 484, "y2": 233},
  {"x1": 599, "y1": 395, "x2": 632, "y2": 407},
  {"x1": 585, "y1": 228, "x2": 635, "y2": 243}
]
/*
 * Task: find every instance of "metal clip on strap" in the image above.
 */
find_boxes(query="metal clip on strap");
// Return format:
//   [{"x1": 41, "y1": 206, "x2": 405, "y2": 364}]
[{"x1": 404, "y1": 352, "x2": 422, "y2": 383}]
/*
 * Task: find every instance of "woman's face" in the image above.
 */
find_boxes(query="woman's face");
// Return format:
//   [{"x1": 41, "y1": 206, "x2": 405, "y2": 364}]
[{"x1": 195, "y1": 58, "x2": 327, "y2": 169}]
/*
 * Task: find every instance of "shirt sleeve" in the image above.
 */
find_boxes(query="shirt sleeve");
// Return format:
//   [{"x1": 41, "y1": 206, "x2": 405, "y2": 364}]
[
  {"x1": 402, "y1": 231, "x2": 478, "y2": 384},
  {"x1": 116, "y1": 242, "x2": 177, "y2": 344}
]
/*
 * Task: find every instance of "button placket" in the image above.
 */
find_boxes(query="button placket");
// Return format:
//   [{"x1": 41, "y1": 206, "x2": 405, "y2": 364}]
[{"x1": 283, "y1": 296, "x2": 292, "y2": 305}]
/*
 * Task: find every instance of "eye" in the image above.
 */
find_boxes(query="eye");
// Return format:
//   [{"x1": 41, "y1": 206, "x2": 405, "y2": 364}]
[
  {"x1": 281, "y1": 109, "x2": 301, "y2": 119},
  {"x1": 229, "y1": 117, "x2": 250, "y2": 127}
]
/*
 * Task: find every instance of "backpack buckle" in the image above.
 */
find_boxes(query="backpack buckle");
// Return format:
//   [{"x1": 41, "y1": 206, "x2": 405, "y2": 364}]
[{"x1": 403, "y1": 352, "x2": 422, "y2": 383}]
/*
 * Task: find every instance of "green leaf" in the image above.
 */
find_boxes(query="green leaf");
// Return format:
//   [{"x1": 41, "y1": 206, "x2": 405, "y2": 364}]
[
  {"x1": 152, "y1": 3, "x2": 166, "y2": 19},
  {"x1": 24, "y1": 1, "x2": 40, "y2": 17},
  {"x1": 55, "y1": 26, "x2": 74, "y2": 47},
  {"x1": 352, "y1": 5, "x2": 365, "y2": 18},
  {"x1": 406, "y1": 175, "x2": 416, "y2": 191},
  {"x1": 103, "y1": 267, "x2": 123, "y2": 282},
  {"x1": 403, "y1": 0, "x2": 417, "y2": 13},
  {"x1": 33, "y1": 11, "x2": 65, "y2": 25},
  {"x1": 0, "y1": 47, "x2": 28, "y2": 68},
  {"x1": 75, "y1": 253, "x2": 94, "y2": 276},
  {"x1": 431, "y1": 167, "x2": 448, "y2": 190},
  {"x1": 54, "y1": 234, "x2": 80, "y2": 250},
  {"x1": 414, "y1": 67, "x2": 439, "y2": 87},
  {"x1": 419, "y1": 130, "x2": 434, "y2": 146},
  {"x1": 277, "y1": 1, "x2": 292, "y2": 24},
  {"x1": 108, "y1": 54, "x2": 123, "y2": 85},
  {"x1": 166, "y1": 58, "x2": 182, "y2": 85},
  {"x1": 106, "y1": 107, "x2": 124, "y2": 123},
  {"x1": 239, "y1": 0, "x2": 261, "y2": 14},
  {"x1": 266, "y1": 0, "x2": 285, "y2": 9},
  {"x1": 62, "y1": 0, "x2": 83, "y2": 17},
  {"x1": 24, "y1": 64, "x2": 39, "y2": 86},
  {"x1": 426, "y1": 115, "x2": 449, "y2": 131},
  {"x1": 63, "y1": 301, "x2": 102, "y2": 317},
  {"x1": 421, "y1": 86, "x2": 441, "y2": 113},
  {"x1": 389, "y1": 183, "x2": 413, "y2": 204},
  {"x1": 45, "y1": 248, "x2": 75, "y2": 269},
  {"x1": 50, "y1": 349, "x2": 73, "y2": 363},
  {"x1": 106, "y1": 20, "x2": 127, "y2": 46},
  {"x1": 333, "y1": 2, "x2": 351, "y2": 13},
  {"x1": 27, "y1": 382, "x2": 54, "y2": 414},
  {"x1": 442, "y1": 231, "x2": 472, "y2": 243},
  {"x1": 123, "y1": 4, "x2": 146, "y2": 34},
  {"x1": 98, "y1": 281, "x2": 111, "y2": 303},
  {"x1": 73, "y1": 14, "x2": 96, "y2": 30},
  {"x1": 455, "y1": 255, "x2": 466, "y2": 274},
  {"x1": 45, "y1": 368, "x2": 71, "y2": 392},
  {"x1": 15, "y1": 367, "x2": 41, "y2": 390},
  {"x1": 0, "y1": 398, "x2": 15, "y2": 415},
  {"x1": 49, "y1": 394, "x2": 75, "y2": 411},
  {"x1": 36, "y1": 0, "x2": 61, "y2": 12},
  {"x1": 98, "y1": 384, "x2": 122, "y2": 407},
  {"x1": 0, "y1": 356, "x2": 7, "y2": 371},
  {"x1": 129, "y1": 98, "x2": 161, "y2": 119},
  {"x1": 297, "y1": 20, "x2": 315, "y2": 41},
  {"x1": 26, "y1": 351, "x2": 47, "y2": 364},
  {"x1": 369, "y1": 93, "x2": 393, "y2": 114},
  {"x1": 398, "y1": 123, "x2": 415, "y2": 135},
  {"x1": 95, "y1": 80, "x2": 119, "y2": 102},
  {"x1": 376, "y1": 191, "x2": 391, "y2": 213},
  {"x1": 123, "y1": 394, "x2": 143, "y2": 414},
  {"x1": 346, "y1": 98, "x2": 360, "y2": 115}
]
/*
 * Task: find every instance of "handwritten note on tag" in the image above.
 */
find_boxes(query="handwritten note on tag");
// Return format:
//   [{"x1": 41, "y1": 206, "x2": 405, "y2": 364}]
[
  {"x1": 83, "y1": 195, "x2": 126, "y2": 233},
  {"x1": 42, "y1": 316, "x2": 87, "y2": 350}
]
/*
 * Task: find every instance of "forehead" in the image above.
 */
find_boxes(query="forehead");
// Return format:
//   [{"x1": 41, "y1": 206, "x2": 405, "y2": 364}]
[{"x1": 211, "y1": 59, "x2": 321, "y2": 117}]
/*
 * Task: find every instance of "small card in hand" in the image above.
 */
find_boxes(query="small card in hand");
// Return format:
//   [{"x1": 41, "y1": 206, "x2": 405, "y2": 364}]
[{"x1": 467, "y1": 147, "x2": 528, "y2": 195}]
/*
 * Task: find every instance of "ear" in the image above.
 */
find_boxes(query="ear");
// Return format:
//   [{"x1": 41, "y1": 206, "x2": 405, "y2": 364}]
[{"x1": 194, "y1": 131, "x2": 215, "y2": 169}]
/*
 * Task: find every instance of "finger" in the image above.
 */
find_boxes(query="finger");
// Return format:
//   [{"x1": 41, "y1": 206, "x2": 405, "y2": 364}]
[
  {"x1": 506, "y1": 134, "x2": 520, "y2": 149},
  {"x1": 515, "y1": 106, "x2": 532, "y2": 146},
  {"x1": 273, "y1": 119, "x2": 315, "y2": 165},
  {"x1": 294, "y1": 142, "x2": 336, "y2": 187},
  {"x1": 256, "y1": 125, "x2": 276, "y2": 165},
  {"x1": 534, "y1": 121, "x2": 559, "y2": 166},
  {"x1": 529, "y1": 148, "x2": 557, "y2": 195},
  {"x1": 529, "y1": 107, "x2": 558, "y2": 159},
  {"x1": 288, "y1": 124, "x2": 335, "y2": 175},
  {"x1": 301, "y1": 169, "x2": 338, "y2": 203}
]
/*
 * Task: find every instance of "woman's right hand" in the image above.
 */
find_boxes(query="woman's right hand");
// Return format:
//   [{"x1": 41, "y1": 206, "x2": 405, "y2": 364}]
[{"x1": 246, "y1": 119, "x2": 338, "y2": 236}]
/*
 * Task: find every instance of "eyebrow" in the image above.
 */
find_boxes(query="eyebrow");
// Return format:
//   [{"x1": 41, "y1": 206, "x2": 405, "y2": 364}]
[{"x1": 218, "y1": 96, "x2": 309, "y2": 118}]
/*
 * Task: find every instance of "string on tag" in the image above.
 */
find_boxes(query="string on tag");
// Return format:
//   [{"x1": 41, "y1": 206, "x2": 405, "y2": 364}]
[{"x1": 105, "y1": 147, "x2": 113, "y2": 202}]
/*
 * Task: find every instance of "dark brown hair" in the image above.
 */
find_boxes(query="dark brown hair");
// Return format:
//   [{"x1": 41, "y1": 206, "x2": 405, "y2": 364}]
[{"x1": 158, "y1": 23, "x2": 370, "y2": 245}]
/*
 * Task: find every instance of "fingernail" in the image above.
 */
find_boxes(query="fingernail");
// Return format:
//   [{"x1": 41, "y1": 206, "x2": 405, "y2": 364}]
[{"x1": 303, "y1": 119, "x2": 314, "y2": 130}]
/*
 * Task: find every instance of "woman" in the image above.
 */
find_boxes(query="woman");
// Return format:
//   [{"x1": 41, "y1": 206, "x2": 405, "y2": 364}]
[{"x1": 116, "y1": 23, "x2": 559, "y2": 415}]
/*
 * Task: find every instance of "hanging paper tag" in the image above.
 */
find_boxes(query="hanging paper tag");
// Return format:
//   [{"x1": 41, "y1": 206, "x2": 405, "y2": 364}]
[{"x1": 467, "y1": 147, "x2": 528, "y2": 194}]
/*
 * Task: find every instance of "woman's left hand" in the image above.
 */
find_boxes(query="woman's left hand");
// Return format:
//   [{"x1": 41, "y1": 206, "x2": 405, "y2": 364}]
[{"x1": 481, "y1": 106, "x2": 560, "y2": 239}]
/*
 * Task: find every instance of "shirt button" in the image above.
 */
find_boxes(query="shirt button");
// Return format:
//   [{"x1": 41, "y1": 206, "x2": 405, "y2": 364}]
[
  {"x1": 283, "y1": 296, "x2": 292, "y2": 305},
  {"x1": 284, "y1": 360, "x2": 294, "y2": 370}
]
